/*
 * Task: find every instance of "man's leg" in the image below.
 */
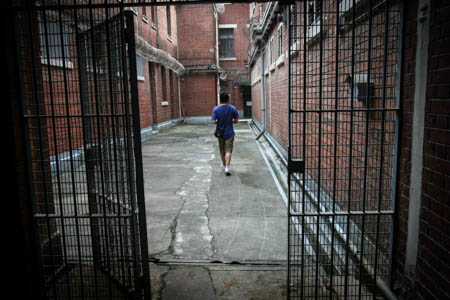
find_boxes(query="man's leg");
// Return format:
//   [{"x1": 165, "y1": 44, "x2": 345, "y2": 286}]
[
  {"x1": 221, "y1": 152, "x2": 226, "y2": 166},
  {"x1": 219, "y1": 138, "x2": 226, "y2": 167},
  {"x1": 224, "y1": 151, "x2": 232, "y2": 167},
  {"x1": 224, "y1": 137, "x2": 234, "y2": 175}
]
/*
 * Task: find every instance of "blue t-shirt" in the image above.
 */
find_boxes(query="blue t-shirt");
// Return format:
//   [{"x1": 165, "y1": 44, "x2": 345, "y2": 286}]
[{"x1": 211, "y1": 104, "x2": 239, "y2": 139}]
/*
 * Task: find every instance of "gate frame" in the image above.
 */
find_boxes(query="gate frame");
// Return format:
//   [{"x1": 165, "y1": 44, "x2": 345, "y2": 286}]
[{"x1": 10, "y1": 1, "x2": 404, "y2": 299}]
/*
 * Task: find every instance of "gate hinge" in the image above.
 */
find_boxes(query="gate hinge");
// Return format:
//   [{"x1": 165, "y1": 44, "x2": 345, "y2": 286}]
[{"x1": 288, "y1": 158, "x2": 305, "y2": 174}]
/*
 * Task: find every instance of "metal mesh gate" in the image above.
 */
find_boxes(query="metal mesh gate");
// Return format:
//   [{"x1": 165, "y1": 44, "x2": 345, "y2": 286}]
[
  {"x1": 288, "y1": 0, "x2": 401, "y2": 298},
  {"x1": 16, "y1": 5, "x2": 150, "y2": 299}
]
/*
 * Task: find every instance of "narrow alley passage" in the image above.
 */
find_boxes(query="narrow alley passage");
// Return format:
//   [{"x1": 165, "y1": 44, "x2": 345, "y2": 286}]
[
  {"x1": 141, "y1": 121, "x2": 288, "y2": 299},
  {"x1": 142, "y1": 121, "x2": 287, "y2": 262}
]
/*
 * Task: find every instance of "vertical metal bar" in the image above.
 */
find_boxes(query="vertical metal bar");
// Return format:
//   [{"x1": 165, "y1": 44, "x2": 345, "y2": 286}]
[
  {"x1": 104, "y1": 3, "x2": 128, "y2": 290},
  {"x1": 388, "y1": 1, "x2": 404, "y2": 286},
  {"x1": 301, "y1": 1, "x2": 307, "y2": 298},
  {"x1": 121, "y1": 8, "x2": 142, "y2": 296},
  {"x1": 125, "y1": 9, "x2": 152, "y2": 299},
  {"x1": 315, "y1": 1, "x2": 323, "y2": 298},
  {"x1": 117, "y1": 6, "x2": 134, "y2": 287},
  {"x1": 345, "y1": 0, "x2": 357, "y2": 297},
  {"x1": 330, "y1": 0, "x2": 340, "y2": 297},
  {"x1": 374, "y1": 0, "x2": 390, "y2": 293},
  {"x1": 14, "y1": 10, "x2": 47, "y2": 299},
  {"x1": 359, "y1": 1, "x2": 373, "y2": 298},
  {"x1": 287, "y1": 3, "x2": 292, "y2": 299},
  {"x1": 29, "y1": 9, "x2": 58, "y2": 298}
]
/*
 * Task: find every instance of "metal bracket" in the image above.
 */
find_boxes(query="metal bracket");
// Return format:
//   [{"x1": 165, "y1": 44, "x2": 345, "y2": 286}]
[{"x1": 288, "y1": 158, "x2": 305, "y2": 174}]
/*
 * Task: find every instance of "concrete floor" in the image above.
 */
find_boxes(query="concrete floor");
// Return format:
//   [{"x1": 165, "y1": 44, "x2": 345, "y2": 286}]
[{"x1": 141, "y1": 121, "x2": 288, "y2": 299}]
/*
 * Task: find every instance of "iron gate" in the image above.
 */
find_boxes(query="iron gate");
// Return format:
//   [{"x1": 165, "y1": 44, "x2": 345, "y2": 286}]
[
  {"x1": 16, "y1": 5, "x2": 150, "y2": 299},
  {"x1": 288, "y1": 0, "x2": 401, "y2": 298}
]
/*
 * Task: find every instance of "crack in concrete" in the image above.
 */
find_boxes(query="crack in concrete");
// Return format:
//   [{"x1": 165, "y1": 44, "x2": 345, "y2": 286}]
[
  {"x1": 170, "y1": 141, "x2": 215, "y2": 260},
  {"x1": 156, "y1": 267, "x2": 171, "y2": 300},
  {"x1": 205, "y1": 189, "x2": 217, "y2": 258}
]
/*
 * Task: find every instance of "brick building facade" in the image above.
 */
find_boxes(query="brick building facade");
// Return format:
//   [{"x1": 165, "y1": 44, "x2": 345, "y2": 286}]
[{"x1": 177, "y1": 3, "x2": 250, "y2": 122}]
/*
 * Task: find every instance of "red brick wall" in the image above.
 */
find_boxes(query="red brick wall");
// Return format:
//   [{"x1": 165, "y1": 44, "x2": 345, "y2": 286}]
[
  {"x1": 393, "y1": 0, "x2": 418, "y2": 287},
  {"x1": 180, "y1": 73, "x2": 217, "y2": 117},
  {"x1": 410, "y1": 1, "x2": 450, "y2": 298},
  {"x1": 177, "y1": 4, "x2": 218, "y2": 117},
  {"x1": 177, "y1": 4, "x2": 216, "y2": 66},
  {"x1": 218, "y1": 3, "x2": 250, "y2": 112},
  {"x1": 134, "y1": 6, "x2": 180, "y2": 127}
]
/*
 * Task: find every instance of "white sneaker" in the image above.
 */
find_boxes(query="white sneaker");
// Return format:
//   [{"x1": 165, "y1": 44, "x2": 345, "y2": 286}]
[
  {"x1": 225, "y1": 167, "x2": 231, "y2": 176},
  {"x1": 220, "y1": 163, "x2": 225, "y2": 170}
]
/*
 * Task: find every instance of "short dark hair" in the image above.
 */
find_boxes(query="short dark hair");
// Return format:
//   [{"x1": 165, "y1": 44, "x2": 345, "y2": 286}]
[{"x1": 220, "y1": 91, "x2": 229, "y2": 103}]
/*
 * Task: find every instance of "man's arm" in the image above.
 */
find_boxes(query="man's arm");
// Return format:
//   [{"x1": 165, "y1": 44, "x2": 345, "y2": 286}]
[
  {"x1": 211, "y1": 107, "x2": 217, "y2": 124},
  {"x1": 232, "y1": 107, "x2": 239, "y2": 123}
]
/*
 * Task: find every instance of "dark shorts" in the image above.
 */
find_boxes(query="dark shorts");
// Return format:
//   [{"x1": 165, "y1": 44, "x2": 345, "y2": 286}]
[{"x1": 218, "y1": 136, "x2": 234, "y2": 155}]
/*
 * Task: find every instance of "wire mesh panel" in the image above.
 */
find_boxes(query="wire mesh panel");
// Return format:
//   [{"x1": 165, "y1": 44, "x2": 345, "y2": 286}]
[
  {"x1": 16, "y1": 4, "x2": 150, "y2": 299},
  {"x1": 288, "y1": 0, "x2": 401, "y2": 298}
]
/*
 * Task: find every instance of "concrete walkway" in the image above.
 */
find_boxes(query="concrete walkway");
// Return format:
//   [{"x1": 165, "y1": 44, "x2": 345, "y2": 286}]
[{"x1": 141, "y1": 121, "x2": 288, "y2": 299}]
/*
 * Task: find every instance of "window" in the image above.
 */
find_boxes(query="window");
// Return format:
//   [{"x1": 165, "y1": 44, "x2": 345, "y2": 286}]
[
  {"x1": 307, "y1": 0, "x2": 322, "y2": 26},
  {"x1": 39, "y1": 15, "x2": 72, "y2": 68},
  {"x1": 219, "y1": 28, "x2": 235, "y2": 59},
  {"x1": 291, "y1": 3, "x2": 298, "y2": 41},
  {"x1": 151, "y1": 6, "x2": 157, "y2": 28},
  {"x1": 269, "y1": 37, "x2": 274, "y2": 66},
  {"x1": 166, "y1": 6, "x2": 171, "y2": 37},
  {"x1": 339, "y1": 0, "x2": 362, "y2": 15},
  {"x1": 307, "y1": 0, "x2": 322, "y2": 38},
  {"x1": 142, "y1": 6, "x2": 148, "y2": 23},
  {"x1": 277, "y1": 24, "x2": 283, "y2": 58},
  {"x1": 136, "y1": 55, "x2": 144, "y2": 81},
  {"x1": 160, "y1": 66, "x2": 167, "y2": 101}
]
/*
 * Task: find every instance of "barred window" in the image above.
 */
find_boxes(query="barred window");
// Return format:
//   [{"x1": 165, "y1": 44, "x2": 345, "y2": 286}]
[
  {"x1": 307, "y1": 0, "x2": 322, "y2": 26},
  {"x1": 166, "y1": 6, "x2": 171, "y2": 36},
  {"x1": 291, "y1": 3, "x2": 298, "y2": 41},
  {"x1": 277, "y1": 24, "x2": 284, "y2": 58},
  {"x1": 39, "y1": 17, "x2": 70, "y2": 62},
  {"x1": 219, "y1": 28, "x2": 235, "y2": 58}
]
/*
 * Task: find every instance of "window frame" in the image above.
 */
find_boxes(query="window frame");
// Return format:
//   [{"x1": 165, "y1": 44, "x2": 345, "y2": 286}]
[
  {"x1": 136, "y1": 54, "x2": 145, "y2": 81},
  {"x1": 306, "y1": 0, "x2": 322, "y2": 39},
  {"x1": 39, "y1": 13, "x2": 73, "y2": 69},
  {"x1": 166, "y1": 6, "x2": 172, "y2": 39},
  {"x1": 277, "y1": 23, "x2": 284, "y2": 59},
  {"x1": 218, "y1": 25, "x2": 236, "y2": 60}
]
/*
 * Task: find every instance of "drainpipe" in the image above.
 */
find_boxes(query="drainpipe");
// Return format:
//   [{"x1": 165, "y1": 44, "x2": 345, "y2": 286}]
[{"x1": 256, "y1": 49, "x2": 266, "y2": 140}]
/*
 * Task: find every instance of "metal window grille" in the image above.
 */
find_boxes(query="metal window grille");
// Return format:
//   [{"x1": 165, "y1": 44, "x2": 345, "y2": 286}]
[
  {"x1": 15, "y1": 6, "x2": 150, "y2": 299},
  {"x1": 288, "y1": 0, "x2": 401, "y2": 298},
  {"x1": 219, "y1": 28, "x2": 235, "y2": 58}
]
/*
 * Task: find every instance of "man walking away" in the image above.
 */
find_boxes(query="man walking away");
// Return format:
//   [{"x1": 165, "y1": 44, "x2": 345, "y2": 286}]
[{"x1": 211, "y1": 91, "x2": 239, "y2": 176}]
